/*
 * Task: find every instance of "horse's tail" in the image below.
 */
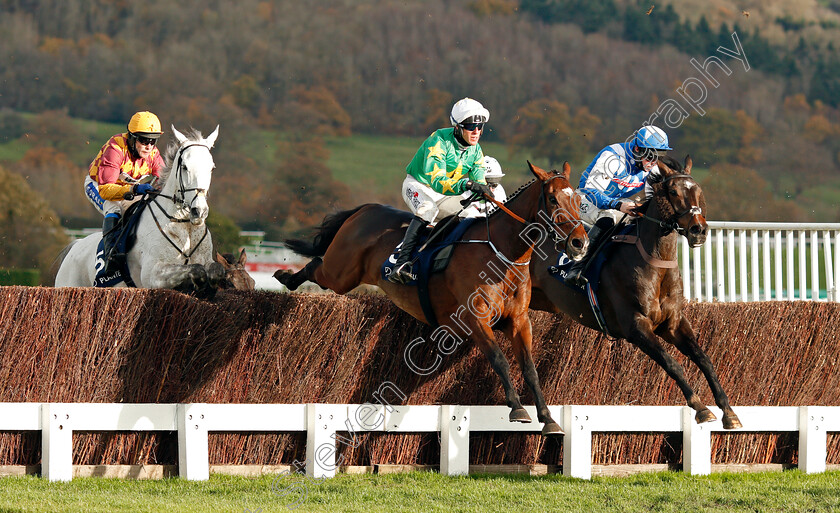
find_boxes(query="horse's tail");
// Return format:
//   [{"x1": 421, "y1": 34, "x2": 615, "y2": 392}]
[
  {"x1": 284, "y1": 204, "x2": 370, "y2": 257},
  {"x1": 46, "y1": 239, "x2": 78, "y2": 286}
]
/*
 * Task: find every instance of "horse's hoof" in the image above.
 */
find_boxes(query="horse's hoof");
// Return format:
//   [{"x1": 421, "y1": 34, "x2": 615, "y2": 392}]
[
  {"x1": 723, "y1": 412, "x2": 743, "y2": 430},
  {"x1": 206, "y1": 261, "x2": 226, "y2": 287},
  {"x1": 509, "y1": 408, "x2": 532, "y2": 423},
  {"x1": 695, "y1": 408, "x2": 717, "y2": 424},
  {"x1": 274, "y1": 270, "x2": 295, "y2": 290},
  {"x1": 541, "y1": 422, "x2": 564, "y2": 436}
]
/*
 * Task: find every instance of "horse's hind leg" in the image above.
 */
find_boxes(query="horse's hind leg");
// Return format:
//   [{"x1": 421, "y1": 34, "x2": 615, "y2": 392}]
[
  {"x1": 506, "y1": 319, "x2": 563, "y2": 436},
  {"x1": 275, "y1": 257, "x2": 322, "y2": 291},
  {"x1": 659, "y1": 317, "x2": 742, "y2": 429},
  {"x1": 627, "y1": 317, "x2": 720, "y2": 426}
]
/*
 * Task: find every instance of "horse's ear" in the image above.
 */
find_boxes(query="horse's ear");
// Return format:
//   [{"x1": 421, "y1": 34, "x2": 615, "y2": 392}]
[
  {"x1": 528, "y1": 160, "x2": 550, "y2": 181},
  {"x1": 684, "y1": 155, "x2": 692, "y2": 174},
  {"x1": 205, "y1": 125, "x2": 220, "y2": 148},
  {"x1": 561, "y1": 161, "x2": 571, "y2": 180},
  {"x1": 215, "y1": 252, "x2": 227, "y2": 265},
  {"x1": 238, "y1": 247, "x2": 247, "y2": 264},
  {"x1": 172, "y1": 125, "x2": 187, "y2": 145}
]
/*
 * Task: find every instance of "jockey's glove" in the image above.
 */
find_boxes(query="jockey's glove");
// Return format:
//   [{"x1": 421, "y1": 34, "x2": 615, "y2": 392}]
[
  {"x1": 133, "y1": 183, "x2": 155, "y2": 196},
  {"x1": 465, "y1": 180, "x2": 492, "y2": 198}
]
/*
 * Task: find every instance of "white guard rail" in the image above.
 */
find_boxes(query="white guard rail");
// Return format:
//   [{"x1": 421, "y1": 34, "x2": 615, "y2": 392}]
[
  {"x1": 1, "y1": 403, "x2": 838, "y2": 481},
  {"x1": 679, "y1": 222, "x2": 840, "y2": 302}
]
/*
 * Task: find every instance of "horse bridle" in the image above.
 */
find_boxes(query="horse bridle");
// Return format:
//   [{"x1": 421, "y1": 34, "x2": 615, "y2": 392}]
[
  {"x1": 538, "y1": 175, "x2": 584, "y2": 254},
  {"x1": 155, "y1": 143, "x2": 210, "y2": 216},
  {"x1": 636, "y1": 174, "x2": 703, "y2": 237},
  {"x1": 148, "y1": 142, "x2": 212, "y2": 263},
  {"x1": 482, "y1": 174, "x2": 583, "y2": 253}
]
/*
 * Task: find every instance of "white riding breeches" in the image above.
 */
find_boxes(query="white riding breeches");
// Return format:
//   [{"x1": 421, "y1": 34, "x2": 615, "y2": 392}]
[
  {"x1": 84, "y1": 176, "x2": 140, "y2": 217},
  {"x1": 402, "y1": 175, "x2": 468, "y2": 224}
]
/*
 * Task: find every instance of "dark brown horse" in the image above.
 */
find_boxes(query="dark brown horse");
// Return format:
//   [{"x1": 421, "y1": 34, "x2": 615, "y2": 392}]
[
  {"x1": 529, "y1": 155, "x2": 742, "y2": 429},
  {"x1": 215, "y1": 248, "x2": 256, "y2": 290},
  {"x1": 276, "y1": 162, "x2": 588, "y2": 435}
]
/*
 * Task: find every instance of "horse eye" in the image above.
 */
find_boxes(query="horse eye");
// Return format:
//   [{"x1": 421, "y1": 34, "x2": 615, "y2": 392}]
[{"x1": 549, "y1": 196, "x2": 558, "y2": 205}]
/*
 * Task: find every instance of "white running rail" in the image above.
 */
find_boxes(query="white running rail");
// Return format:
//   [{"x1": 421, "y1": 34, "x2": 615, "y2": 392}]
[
  {"x1": 2, "y1": 403, "x2": 838, "y2": 481},
  {"x1": 679, "y1": 222, "x2": 840, "y2": 302}
]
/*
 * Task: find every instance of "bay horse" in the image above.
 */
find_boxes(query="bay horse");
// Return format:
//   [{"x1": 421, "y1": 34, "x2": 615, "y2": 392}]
[
  {"x1": 276, "y1": 162, "x2": 588, "y2": 435},
  {"x1": 529, "y1": 155, "x2": 742, "y2": 429},
  {"x1": 55, "y1": 126, "x2": 225, "y2": 298},
  {"x1": 215, "y1": 248, "x2": 256, "y2": 290}
]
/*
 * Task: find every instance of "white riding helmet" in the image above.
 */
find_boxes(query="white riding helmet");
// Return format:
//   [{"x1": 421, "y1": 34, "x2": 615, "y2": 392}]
[
  {"x1": 483, "y1": 156, "x2": 504, "y2": 183},
  {"x1": 450, "y1": 98, "x2": 490, "y2": 126}
]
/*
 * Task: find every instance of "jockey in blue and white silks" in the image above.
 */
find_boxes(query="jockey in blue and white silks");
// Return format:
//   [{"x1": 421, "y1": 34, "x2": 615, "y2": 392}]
[{"x1": 566, "y1": 125, "x2": 672, "y2": 287}]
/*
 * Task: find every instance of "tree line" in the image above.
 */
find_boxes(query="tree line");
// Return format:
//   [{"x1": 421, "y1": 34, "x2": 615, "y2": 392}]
[{"x1": 1, "y1": 0, "x2": 840, "y2": 278}]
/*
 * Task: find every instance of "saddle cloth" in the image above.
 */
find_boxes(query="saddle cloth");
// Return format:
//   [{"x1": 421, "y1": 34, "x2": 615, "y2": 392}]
[
  {"x1": 93, "y1": 200, "x2": 149, "y2": 288},
  {"x1": 548, "y1": 223, "x2": 634, "y2": 292},
  {"x1": 548, "y1": 223, "x2": 635, "y2": 337},
  {"x1": 380, "y1": 216, "x2": 477, "y2": 286},
  {"x1": 381, "y1": 216, "x2": 478, "y2": 328}
]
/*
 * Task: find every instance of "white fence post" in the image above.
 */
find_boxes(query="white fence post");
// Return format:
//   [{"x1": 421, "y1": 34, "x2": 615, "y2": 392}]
[
  {"x1": 41, "y1": 403, "x2": 73, "y2": 482},
  {"x1": 682, "y1": 407, "x2": 711, "y2": 476},
  {"x1": 305, "y1": 403, "x2": 342, "y2": 479},
  {"x1": 798, "y1": 406, "x2": 827, "y2": 474},
  {"x1": 563, "y1": 405, "x2": 592, "y2": 479},
  {"x1": 177, "y1": 403, "x2": 209, "y2": 480},
  {"x1": 440, "y1": 405, "x2": 470, "y2": 476}
]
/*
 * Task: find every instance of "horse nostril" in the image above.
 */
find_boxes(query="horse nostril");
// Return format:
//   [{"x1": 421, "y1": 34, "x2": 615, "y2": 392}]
[
  {"x1": 571, "y1": 238, "x2": 584, "y2": 249},
  {"x1": 690, "y1": 225, "x2": 702, "y2": 235}
]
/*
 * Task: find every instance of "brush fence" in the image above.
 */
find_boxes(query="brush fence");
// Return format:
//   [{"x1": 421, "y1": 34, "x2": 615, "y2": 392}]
[{"x1": 4, "y1": 402, "x2": 838, "y2": 482}]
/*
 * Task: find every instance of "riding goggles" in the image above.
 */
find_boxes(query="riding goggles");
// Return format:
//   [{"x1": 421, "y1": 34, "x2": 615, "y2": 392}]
[
  {"x1": 136, "y1": 136, "x2": 158, "y2": 146},
  {"x1": 459, "y1": 122, "x2": 484, "y2": 131}
]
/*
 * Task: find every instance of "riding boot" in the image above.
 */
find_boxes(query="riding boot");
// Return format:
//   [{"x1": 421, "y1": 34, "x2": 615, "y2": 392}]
[
  {"x1": 101, "y1": 214, "x2": 124, "y2": 274},
  {"x1": 388, "y1": 216, "x2": 426, "y2": 284},
  {"x1": 565, "y1": 219, "x2": 612, "y2": 288}
]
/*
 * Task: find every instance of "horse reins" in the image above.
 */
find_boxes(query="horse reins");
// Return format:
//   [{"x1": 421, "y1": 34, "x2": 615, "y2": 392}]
[
  {"x1": 634, "y1": 174, "x2": 703, "y2": 237},
  {"x1": 616, "y1": 173, "x2": 703, "y2": 268},
  {"x1": 469, "y1": 174, "x2": 582, "y2": 266},
  {"x1": 147, "y1": 143, "x2": 212, "y2": 263}
]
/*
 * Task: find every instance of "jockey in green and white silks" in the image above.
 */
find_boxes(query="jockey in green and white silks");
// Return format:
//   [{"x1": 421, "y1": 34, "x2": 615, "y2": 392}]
[
  {"x1": 566, "y1": 124, "x2": 672, "y2": 288},
  {"x1": 390, "y1": 98, "x2": 493, "y2": 284}
]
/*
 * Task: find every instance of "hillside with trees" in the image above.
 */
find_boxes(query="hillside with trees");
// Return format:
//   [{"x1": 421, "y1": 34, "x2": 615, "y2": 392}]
[{"x1": 1, "y1": 0, "x2": 839, "y2": 276}]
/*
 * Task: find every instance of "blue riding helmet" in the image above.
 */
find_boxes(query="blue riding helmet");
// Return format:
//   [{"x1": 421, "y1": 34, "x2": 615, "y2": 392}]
[{"x1": 634, "y1": 125, "x2": 672, "y2": 151}]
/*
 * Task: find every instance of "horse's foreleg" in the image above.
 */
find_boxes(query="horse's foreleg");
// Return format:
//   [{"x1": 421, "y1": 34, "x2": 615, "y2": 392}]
[
  {"x1": 505, "y1": 317, "x2": 563, "y2": 436},
  {"x1": 274, "y1": 257, "x2": 322, "y2": 291},
  {"x1": 660, "y1": 318, "x2": 742, "y2": 430},
  {"x1": 627, "y1": 317, "x2": 719, "y2": 425},
  {"x1": 472, "y1": 326, "x2": 529, "y2": 423},
  {"x1": 145, "y1": 263, "x2": 212, "y2": 297}
]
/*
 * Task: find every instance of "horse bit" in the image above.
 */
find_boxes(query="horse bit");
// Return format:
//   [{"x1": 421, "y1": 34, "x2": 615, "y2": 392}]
[
  {"x1": 479, "y1": 175, "x2": 582, "y2": 266},
  {"x1": 635, "y1": 174, "x2": 703, "y2": 237},
  {"x1": 148, "y1": 143, "x2": 212, "y2": 263}
]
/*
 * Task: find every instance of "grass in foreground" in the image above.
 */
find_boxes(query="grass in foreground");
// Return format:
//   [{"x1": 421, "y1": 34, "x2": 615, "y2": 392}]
[{"x1": 0, "y1": 470, "x2": 838, "y2": 513}]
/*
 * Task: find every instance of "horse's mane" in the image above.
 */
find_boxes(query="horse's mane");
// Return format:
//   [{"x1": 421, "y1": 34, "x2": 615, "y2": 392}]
[
  {"x1": 158, "y1": 128, "x2": 206, "y2": 186},
  {"x1": 639, "y1": 156, "x2": 705, "y2": 221},
  {"x1": 484, "y1": 177, "x2": 538, "y2": 220}
]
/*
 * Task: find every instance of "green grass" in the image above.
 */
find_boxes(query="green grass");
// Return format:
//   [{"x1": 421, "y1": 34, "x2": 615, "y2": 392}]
[{"x1": 0, "y1": 470, "x2": 838, "y2": 512}]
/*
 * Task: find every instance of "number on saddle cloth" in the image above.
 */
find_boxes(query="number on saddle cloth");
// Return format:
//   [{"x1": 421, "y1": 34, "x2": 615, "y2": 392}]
[
  {"x1": 381, "y1": 217, "x2": 477, "y2": 285},
  {"x1": 93, "y1": 200, "x2": 150, "y2": 288}
]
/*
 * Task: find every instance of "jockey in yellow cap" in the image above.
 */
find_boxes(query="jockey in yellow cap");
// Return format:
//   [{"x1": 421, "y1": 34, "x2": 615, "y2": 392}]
[{"x1": 84, "y1": 111, "x2": 165, "y2": 274}]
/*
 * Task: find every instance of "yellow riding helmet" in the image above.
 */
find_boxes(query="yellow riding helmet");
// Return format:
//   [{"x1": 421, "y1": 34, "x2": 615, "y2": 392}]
[{"x1": 127, "y1": 111, "x2": 163, "y2": 139}]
